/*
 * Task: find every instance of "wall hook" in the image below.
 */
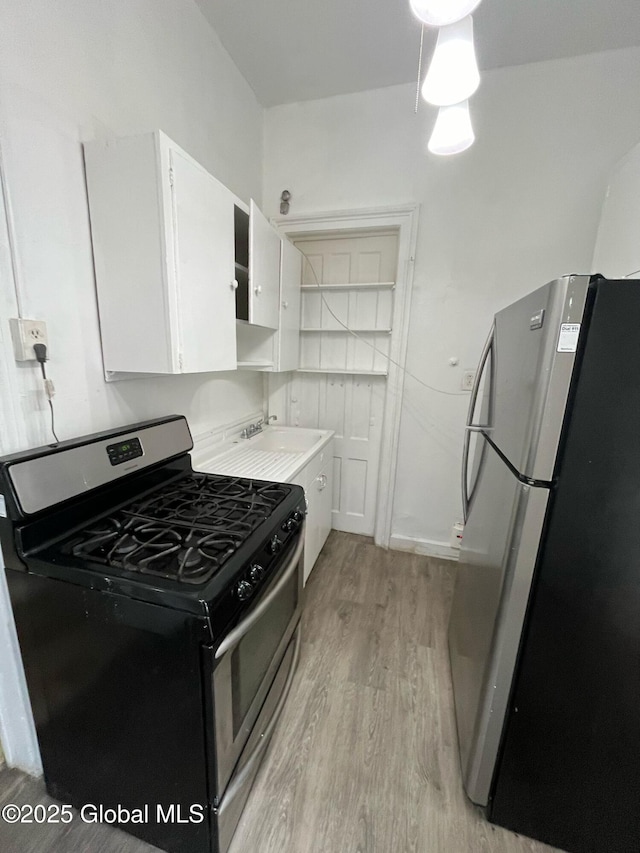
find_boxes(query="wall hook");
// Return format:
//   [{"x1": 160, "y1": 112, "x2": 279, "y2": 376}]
[{"x1": 280, "y1": 190, "x2": 291, "y2": 215}]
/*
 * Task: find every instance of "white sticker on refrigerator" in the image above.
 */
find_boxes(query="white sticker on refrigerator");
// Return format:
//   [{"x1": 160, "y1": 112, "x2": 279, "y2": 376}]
[
  {"x1": 557, "y1": 323, "x2": 580, "y2": 353},
  {"x1": 0, "y1": 495, "x2": 5, "y2": 518}
]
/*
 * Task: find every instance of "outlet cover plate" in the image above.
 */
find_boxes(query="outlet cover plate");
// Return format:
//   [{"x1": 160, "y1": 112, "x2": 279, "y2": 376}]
[
  {"x1": 461, "y1": 370, "x2": 475, "y2": 391},
  {"x1": 10, "y1": 318, "x2": 48, "y2": 361}
]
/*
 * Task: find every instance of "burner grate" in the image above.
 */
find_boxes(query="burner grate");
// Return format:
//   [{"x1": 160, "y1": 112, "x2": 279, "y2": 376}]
[{"x1": 63, "y1": 473, "x2": 290, "y2": 585}]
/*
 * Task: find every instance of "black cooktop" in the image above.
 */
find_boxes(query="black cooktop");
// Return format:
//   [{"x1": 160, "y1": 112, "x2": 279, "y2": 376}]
[{"x1": 60, "y1": 473, "x2": 291, "y2": 585}]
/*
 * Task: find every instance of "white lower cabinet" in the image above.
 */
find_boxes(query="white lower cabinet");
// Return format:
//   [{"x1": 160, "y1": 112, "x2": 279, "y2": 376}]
[{"x1": 293, "y1": 441, "x2": 333, "y2": 584}]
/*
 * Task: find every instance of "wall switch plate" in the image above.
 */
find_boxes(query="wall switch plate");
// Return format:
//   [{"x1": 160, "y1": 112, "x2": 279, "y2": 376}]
[
  {"x1": 10, "y1": 318, "x2": 48, "y2": 361},
  {"x1": 461, "y1": 370, "x2": 475, "y2": 391}
]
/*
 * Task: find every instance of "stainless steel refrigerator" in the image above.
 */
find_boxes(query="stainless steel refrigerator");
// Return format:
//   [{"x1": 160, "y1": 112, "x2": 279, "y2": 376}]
[{"x1": 449, "y1": 273, "x2": 640, "y2": 852}]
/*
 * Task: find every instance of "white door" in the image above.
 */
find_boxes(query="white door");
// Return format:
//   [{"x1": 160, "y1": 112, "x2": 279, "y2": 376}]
[
  {"x1": 276, "y1": 240, "x2": 302, "y2": 371},
  {"x1": 291, "y1": 232, "x2": 398, "y2": 536},
  {"x1": 249, "y1": 200, "x2": 281, "y2": 329},
  {"x1": 292, "y1": 373, "x2": 385, "y2": 535},
  {"x1": 169, "y1": 147, "x2": 237, "y2": 372}
]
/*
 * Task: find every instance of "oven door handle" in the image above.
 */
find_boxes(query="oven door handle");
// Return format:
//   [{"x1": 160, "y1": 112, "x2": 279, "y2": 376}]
[
  {"x1": 218, "y1": 626, "x2": 301, "y2": 812},
  {"x1": 214, "y1": 522, "x2": 305, "y2": 660}
]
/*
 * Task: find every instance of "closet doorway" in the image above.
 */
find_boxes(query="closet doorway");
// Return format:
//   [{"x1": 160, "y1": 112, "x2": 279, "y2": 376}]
[
  {"x1": 291, "y1": 230, "x2": 398, "y2": 535},
  {"x1": 278, "y1": 205, "x2": 418, "y2": 547}
]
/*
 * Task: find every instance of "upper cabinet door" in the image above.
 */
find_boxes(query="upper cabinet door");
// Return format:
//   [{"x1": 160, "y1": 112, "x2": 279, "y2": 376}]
[
  {"x1": 249, "y1": 200, "x2": 281, "y2": 329},
  {"x1": 277, "y1": 239, "x2": 302, "y2": 371},
  {"x1": 84, "y1": 130, "x2": 238, "y2": 375},
  {"x1": 169, "y1": 147, "x2": 237, "y2": 372}
]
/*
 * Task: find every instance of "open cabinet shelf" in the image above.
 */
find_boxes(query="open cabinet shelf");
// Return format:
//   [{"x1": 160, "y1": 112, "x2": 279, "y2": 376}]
[
  {"x1": 300, "y1": 327, "x2": 391, "y2": 334},
  {"x1": 298, "y1": 274, "x2": 394, "y2": 376},
  {"x1": 237, "y1": 360, "x2": 274, "y2": 370},
  {"x1": 300, "y1": 281, "x2": 395, "y2": 291},
  {"x1": 296, "y1": 368, "x2": 388, "y2": 376}
]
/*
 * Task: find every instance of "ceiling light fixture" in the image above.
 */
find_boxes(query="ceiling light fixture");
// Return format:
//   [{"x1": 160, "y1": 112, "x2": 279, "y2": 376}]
[
  {"x1": 427, "y1": 100, "x2": 475, "y2": 156},
  {"x1": 409, "y1": 0, "x2": 482, "y2": 28},
  {"x1": 421, "y1": 15, "x2": 480, "y2": 106}
]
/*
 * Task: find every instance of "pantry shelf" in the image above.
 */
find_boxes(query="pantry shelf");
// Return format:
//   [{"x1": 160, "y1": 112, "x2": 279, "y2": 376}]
[
  {"x1": 300, "y1": 281, "x2": 395, "y2": 292},
  {"x1": 300, "y1": 327, "x2": 391, "y2": 334},
  {"x1": 237, "y1": 360, "x2": 274, "y2": 370},
  {"x1": 296, "y1": 368, "x2": 388, "y2": 376}
]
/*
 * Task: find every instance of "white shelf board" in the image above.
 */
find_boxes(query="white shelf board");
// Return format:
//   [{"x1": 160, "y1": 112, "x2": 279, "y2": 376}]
[
  {"x1": 296, "y1": 368, "x2": 388, "y2": 376},
  {"x1": 300, "y1": 281, "x2": 395, "y2": 291},
  {"x1": 237, "y1": 360, "x2": 274, "y2": 370},
  {"x1": 300, "y1": 327, "x2": 391, "y2": 333}
]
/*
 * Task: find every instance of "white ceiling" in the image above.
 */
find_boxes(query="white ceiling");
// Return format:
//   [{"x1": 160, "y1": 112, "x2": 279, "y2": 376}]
[{"x1": 196, "y1": 0, "x2": 640, "y2": 107}]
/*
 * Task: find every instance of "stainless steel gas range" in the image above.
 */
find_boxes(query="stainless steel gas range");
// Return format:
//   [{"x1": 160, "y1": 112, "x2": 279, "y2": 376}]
[{"x1": 0, "y1": 415, "x2": 305, "y2": 853}]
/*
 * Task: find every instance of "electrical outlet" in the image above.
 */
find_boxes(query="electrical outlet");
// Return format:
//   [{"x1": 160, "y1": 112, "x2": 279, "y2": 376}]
[
  {"x1": 461, "y1": 370, "x2": 476, "y2": 391},
  {"x1": 9, "y1": 318, "x2": 48, "y2": 361},
  {"x1": 450, "y1": 521, "x2": 464, "y2": 549}
]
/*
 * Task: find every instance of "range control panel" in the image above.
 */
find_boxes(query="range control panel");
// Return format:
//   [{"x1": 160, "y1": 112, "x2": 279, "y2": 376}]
[
  {"x1": 106, "y1": 437, "x2": 144, "y2": 466},
  {"x1": 234, "y1": 508, "x2": 305, "y2": 602}
]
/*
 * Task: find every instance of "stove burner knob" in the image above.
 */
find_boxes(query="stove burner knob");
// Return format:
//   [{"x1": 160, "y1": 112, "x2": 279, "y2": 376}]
[
  {"x1": 268, "y1": 535, "x2": 283, "y2": 555},
  {"x1": 282, "y1": 518, "x2": 295, "y2": 532},
  {"x1": 249, "y1": 564, "x2": 265, "y2": 584},
  {"x1": 292, "y1": 510, "x2": 303, "y2": 523},
  {"x1": 236, "y1": 580, "x2": 253, "y2": 601}
]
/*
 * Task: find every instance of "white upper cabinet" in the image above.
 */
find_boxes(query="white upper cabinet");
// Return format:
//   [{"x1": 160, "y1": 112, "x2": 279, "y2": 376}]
[
  {"x1": 248, "y1": 200, "x2": 281, "y2": 329},
  {"x1": 276, "y1": 239, "x2": 302, "y2": 371},
  {"x1": 592, "y1": 140, "x2": 640, "y2": 279},
  {"x1": 235, "y1": 235, "x2": 302, "y2": 372},
  {"x1": 84, "y1": 131, "x2": 237, "y2": 375}
]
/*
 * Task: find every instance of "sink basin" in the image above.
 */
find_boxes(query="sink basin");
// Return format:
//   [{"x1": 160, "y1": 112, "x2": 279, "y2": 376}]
[
  {"x1": 192, "y1": 424, "x2": 334, "y2": 483},
  {"x1": 249, "y1": 428, "x2": 324, "y2": 454}
]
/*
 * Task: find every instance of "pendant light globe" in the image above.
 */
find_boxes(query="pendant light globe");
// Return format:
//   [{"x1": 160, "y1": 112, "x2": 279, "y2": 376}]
[
  {"x1": 409, "y1": 0, "x2": 482, "y2": 27},
  {"x1": 428, "y1": 100, "x2": 475, "y2": 156},
  {"x1": 421, "y1": 16, "x2": 480, "y2": 107}
]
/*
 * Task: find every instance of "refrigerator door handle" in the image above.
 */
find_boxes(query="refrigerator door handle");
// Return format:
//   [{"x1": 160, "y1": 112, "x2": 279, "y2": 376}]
[{"x1": 462, "y1": 325, "x2": 495, "y2": 522}]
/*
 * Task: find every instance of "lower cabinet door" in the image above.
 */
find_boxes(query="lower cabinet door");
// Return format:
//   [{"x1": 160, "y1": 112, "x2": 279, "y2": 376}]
[
  {"x1": 301, "y1": 443, "x2": 333, "y2": 584},
  {"x1": 314, "y1": 464, "x2": 332, "y2": 560}
]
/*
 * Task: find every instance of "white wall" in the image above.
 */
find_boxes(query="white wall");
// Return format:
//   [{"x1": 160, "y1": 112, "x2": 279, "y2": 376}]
[
  {"x1": 0, "y1": 0, "x2": 265, "y2": 453},
  {"x1": 263, "y1": 47, "x2": 640, "y2": 552},
  {"x1": 0, "y1": 0, "x2": 265, "y2": 773},
  {"x1": 592, "y1": 139, "x2": 640, "y2": 278}
]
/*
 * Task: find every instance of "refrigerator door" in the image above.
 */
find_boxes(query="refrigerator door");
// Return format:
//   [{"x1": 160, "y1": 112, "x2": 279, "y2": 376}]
[
  {"x1": 487, "y1": 274, "x2": 590, "y2": 482},
  {"x1": 448, "y1": 435, "x2": 549, "y2": 807},
  {"x1": 488, "y1": 278, "x2": 640, "y2": 851}
]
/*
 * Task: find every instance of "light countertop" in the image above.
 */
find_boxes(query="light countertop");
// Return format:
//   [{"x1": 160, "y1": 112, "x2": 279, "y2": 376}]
[{"x1": 193, "y1": 425, "x2": 334, "y2": 484}]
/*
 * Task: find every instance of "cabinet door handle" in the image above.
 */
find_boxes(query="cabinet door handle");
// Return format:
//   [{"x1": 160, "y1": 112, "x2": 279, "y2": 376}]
[
  {"x1": 254, "y1": 285, "x2": 262, "y2": 295},
  {"x1": 231, "y1": 279, "x2": 238, "y2": 290},
  {"x1": 317, "y1": 473, "x2": 327, "y2": 490},
  {"x1": 282, "y1": 300, "x2": 289, "y2": 309}
]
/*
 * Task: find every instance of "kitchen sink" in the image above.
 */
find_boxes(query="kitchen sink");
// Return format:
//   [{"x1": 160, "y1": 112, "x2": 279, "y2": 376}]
[{"x1": 249, "y1": 428, "x2": 325, "y2": 454}]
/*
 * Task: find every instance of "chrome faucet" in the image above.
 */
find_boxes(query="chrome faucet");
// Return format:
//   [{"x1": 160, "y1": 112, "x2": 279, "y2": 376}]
[{"x1": 240, "y1": 415, "x2": 277, "y2": 439}]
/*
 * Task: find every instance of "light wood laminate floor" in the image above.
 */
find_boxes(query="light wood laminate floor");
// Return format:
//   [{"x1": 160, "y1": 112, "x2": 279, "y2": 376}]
[
  {"x1": 0, "y1": 532, "x2": 560, "y2": 853},
  {"x1": 232, "y1": 531, "x2": 559, "y2": 853}
]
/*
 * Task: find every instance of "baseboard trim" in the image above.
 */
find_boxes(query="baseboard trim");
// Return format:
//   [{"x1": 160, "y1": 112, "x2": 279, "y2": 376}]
[{"x1": 389, "y1": 534, "x2": 459, "y2": 562}]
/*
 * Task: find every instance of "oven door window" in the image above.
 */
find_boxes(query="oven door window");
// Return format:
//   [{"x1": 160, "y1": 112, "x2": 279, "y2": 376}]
[{"x1": 231, "y1": 567, "x2": 298, "y2": 736}]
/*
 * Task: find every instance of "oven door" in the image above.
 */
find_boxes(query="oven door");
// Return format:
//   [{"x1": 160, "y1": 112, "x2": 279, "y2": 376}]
[{"x1": 207, "y1": 524, "x2": 304, "y2": 801}]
